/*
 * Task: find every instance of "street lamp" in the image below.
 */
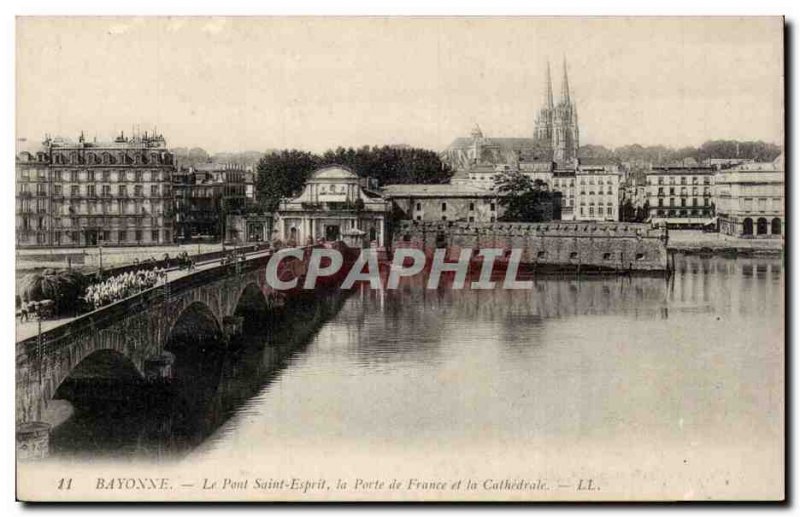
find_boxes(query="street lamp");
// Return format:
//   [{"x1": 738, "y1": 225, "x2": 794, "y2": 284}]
[
  {"x1": 220, "y1": 196, "x2": 226, "y2": 253},
  {"x1": 98, "y1": 235, "x2": 104, "y2": 274}
]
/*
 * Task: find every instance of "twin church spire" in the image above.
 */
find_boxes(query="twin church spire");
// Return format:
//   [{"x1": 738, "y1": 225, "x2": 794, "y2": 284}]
[
  {"x1": 542, "y1": 58, "x2": 572, "y2": 109},
  {"x1": 560, "y1": 57, "x2": 571, "y2": 105},
  {"x1": 534, "y1": 57, "x2": 579, "y2": 165}
]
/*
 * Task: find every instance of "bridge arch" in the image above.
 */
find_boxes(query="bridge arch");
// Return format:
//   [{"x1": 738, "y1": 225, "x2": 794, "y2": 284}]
[
  {"x1": 162, "y1": 301, "x2": 227, "y2": 418},
  {"x1": 53, "y1": 348, "x2": 144, "y2": 413},
  {"x1": 233, "y1": 282, "x2": 269, "y2": 333},
  {"x1": 165, "y1": 301, "x2": 224, "y2": 353}
]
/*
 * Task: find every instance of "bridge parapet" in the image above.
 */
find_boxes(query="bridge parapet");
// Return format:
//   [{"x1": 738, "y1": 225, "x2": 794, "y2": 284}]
[{"x1": 16, "y1": 246, "x2": 315, "y2": 430}]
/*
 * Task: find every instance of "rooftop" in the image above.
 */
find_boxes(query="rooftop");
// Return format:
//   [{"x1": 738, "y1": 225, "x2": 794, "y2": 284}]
[
  {"x1": 727, "y1": 153, "x2": 784, "y2": 172},
  {"x1": 445, "y1": 136, "x2": 536, "y2": 152},
  {"x1": 309, "y1": 165, "x2": 359, "y2": 181},
  {"x1": 192, "y1": 162, "x2": 245, "y2": 172},
  {"x1": 381, "y1": 184, "x2": 495, "y2": 198},
  {"x1": 648, "y1": 166, "x2": 716, "y2": 175}
]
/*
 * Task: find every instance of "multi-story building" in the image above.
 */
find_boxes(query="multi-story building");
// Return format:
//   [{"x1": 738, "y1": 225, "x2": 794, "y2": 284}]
[
  {"x1": 172, "y1": 162, "x2": 250, "y2": 242},
  {"x1": 645, "y1": 166, "x2": 715, "y2": 228},
  {"x1": 16, "y1": 132, "x2": 176, "y2": 248},
  {"x1": 572, "y1": 161, "x2": 621, "y2": 222},
  {"x1": 715, "y1": 154, "x2": 784, "y2": 238},
  {"x1": 244, "y1": 168, "x2": 256, "y2": 201}
]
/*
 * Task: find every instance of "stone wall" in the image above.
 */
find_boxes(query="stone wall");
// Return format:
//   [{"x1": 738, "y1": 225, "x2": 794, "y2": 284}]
[{"x1": 391, "y1": 220, "x2": 669, "y2": 272}]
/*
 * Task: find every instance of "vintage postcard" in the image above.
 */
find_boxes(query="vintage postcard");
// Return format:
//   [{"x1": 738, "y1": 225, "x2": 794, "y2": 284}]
[{"x1": 14, "y1": 16, "x2": 784, "y2": 502}]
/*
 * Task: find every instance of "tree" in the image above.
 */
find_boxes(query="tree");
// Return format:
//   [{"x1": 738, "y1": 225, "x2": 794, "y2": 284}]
[
  {"x1": 620, "y1": 198, "x2": 637, "y2": 222},
  {"x1": 319, "y1": 145, "x2": 453, "y2": 185},
  {"x1": 493, "y1": 171, "x2": 555, "y2": 222},
  {"x1": 255, "y1": 150, "x2": 321, "y2": 212},
  {"x1": 255, "y1": 145, "x2": 453, "y2": 212},
  {"x1": 171, "y1": 147, "x2": 211, "y2": 167},
  {"x1": 638, "y1": 200, "x2": 650, "y2": 222}
]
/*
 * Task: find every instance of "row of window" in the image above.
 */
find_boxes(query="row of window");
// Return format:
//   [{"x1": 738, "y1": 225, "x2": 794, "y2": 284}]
[
  {"x1": 50, "y1": 151, "x2": 172, "y2": 166},
  {"x1": 653, "y1": 209, "x2": 713, "y2": 217},
  {"x1": 738, "y1": 197, "x2": 782, "y2": 211},
  {"x1": 57, "y1": 205, "x2": 163, "y2": 217},
  {"x1": 19, "y1": 169, "x2": 169, "y2": 182},
  {"x1": 18, "y1": 204, "x2": 164, "y2": 216},
  {"x1": 579, "y1": 189, "x2": 616, "y2": 195},
  {"x1": 648, "y1": 176, "x2": 712, "y2": 185},
  {"x1": 654, "y1": 187, "x2": 712, "y2": 196},
  {"x1": 19, "y1": 184, "x2": 170, "y2": 197},
  {"x1": 578, "y1": 206, "x2": 616, "y2": 217},
  {"x1": 576, "y1": 177, "x2": 618, "y2": 186},
  {"x1": 20, "y1": 229, "x2": 170, "y2": 245},
  {"x1": 20, "y1": 215, "x2": 165, "y2": 229},
  {"x1": 657, "y1": 198, "x2": 711, "y2": 207}
]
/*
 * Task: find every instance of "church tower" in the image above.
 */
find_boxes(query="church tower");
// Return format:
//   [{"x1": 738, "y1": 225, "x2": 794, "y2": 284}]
[
  {"x1": 533, "y1": 58, "x2": 580, "y2": 166},
  {"x1": 533, "y1": 61, "x2": 554, "y2": 151}
]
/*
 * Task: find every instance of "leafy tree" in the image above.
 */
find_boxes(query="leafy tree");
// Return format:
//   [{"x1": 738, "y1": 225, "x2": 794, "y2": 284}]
[
  {"x1": 255, "y1": 145, "x2": 453, "y2": 211},
  {"x1": 585, "y1": 140, "x2": 781, "y2": 167},
  {"x1": 638, "y1": 200, "x2": 650, "y2": 222},
  {"x1": 620, "y1": 198, "x2": 637, "y2": 222},
  {"x1": 171, "y1": 147, "x2": 211, "y2": 167},
  {"x1": 319, "y1": 145, "x2": 453, "y2": 185},
  {"x1": 493, "y1": 171, "x2": 556, "y2": 222},
  {"x1": 255, "y1": 150, "x2": 321, "y2": 212}
]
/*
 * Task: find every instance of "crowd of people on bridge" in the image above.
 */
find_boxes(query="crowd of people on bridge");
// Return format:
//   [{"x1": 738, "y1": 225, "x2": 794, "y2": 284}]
[
  {"x1": 83, "y1": 268, "x2": 166, "y2": 310},
  {"x1": 221, "y1": 249, "x2": 248, "y2": 265}
]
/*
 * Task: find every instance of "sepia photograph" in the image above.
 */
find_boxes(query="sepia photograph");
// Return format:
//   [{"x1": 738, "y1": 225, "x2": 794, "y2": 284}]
[{"x1": 13, "y1": 15, "x2": 785, "y2": 502}]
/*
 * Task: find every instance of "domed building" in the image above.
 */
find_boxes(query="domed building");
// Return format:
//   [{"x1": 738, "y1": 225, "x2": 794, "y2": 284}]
[{"x1": 274, "y1": 165, "x2": 390, "y2": 247}]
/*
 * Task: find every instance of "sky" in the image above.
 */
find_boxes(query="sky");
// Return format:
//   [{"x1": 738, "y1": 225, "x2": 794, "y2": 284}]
[{"x1": 16, "y1": 17, "x2": 784, "y2": 154}]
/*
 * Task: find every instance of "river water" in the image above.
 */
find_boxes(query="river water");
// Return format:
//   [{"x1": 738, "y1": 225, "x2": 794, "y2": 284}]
[{"x1": 46, "y1": 253, "x2": 784, "y2": 500}]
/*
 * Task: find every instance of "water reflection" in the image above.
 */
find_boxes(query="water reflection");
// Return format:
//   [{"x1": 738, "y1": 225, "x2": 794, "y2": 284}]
[
  {"x1": 50, "y1": 290, "x2": 351, "y2": 460},
  {"x1": 50, "y1": 253, "x2": 784, "y2": 461}
]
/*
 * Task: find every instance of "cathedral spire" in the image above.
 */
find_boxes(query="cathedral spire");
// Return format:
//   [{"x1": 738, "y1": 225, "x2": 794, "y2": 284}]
[
  {"x1": 544, "y1": 60, "x2": 554, "y2": 109},
  {"x1": 560, "y1": 56, "x2": 571, "y2": 104}
]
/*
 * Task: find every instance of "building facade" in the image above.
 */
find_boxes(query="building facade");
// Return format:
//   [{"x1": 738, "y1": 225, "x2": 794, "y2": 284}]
[
  {"x1": 173, "y1": 162, "x2": 250, "y2": 242},
  {"x1": 225, "y1": 214, "x2": 273, "y2": 245},
  {"x1": 274, "y1": 166, "x2": 390, "y2": 247},
  {"x1": 573, "y1": 162, "x2": 622, "y2": 222},
  {"x1": 715, "y1": 154, "x2": 784, "y2": 238},
  {"x1": 645, "y1": 166, "x2": 715, "y2": 228},
  {"x1": 382, "y1": 184, "x2": 501, "y2": 223},
  {"x1": 16, "y1": 132, "x2": 176, "y2": 248}
]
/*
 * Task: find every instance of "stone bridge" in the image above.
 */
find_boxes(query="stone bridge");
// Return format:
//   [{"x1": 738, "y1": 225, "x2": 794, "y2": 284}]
[{"x1": 15, "y1": 249, "x2": 314, "y2": 445}]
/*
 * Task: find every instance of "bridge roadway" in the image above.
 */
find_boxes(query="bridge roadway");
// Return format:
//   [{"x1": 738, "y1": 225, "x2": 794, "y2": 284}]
[
  {"x1": 16, "y1": 247, "x2": 274, "y2": 343},
  {"x1": 16, "y1": 245, "x2": 318, "y2": 451}
]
